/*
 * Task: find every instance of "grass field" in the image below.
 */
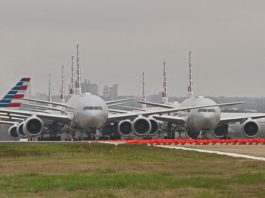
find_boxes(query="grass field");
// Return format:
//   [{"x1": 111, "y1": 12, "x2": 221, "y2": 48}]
[{"x1": 0, "y1": 143, "x2": 264, "y2": 198}]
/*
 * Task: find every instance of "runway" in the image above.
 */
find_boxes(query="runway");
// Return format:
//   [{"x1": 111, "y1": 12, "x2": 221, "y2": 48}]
[
  {"x1": 155, "y1": 145, "x2": 265, "y2": 161},
  {"x1": 94, "y1": 139, "x2": 265, "y2": 161}
]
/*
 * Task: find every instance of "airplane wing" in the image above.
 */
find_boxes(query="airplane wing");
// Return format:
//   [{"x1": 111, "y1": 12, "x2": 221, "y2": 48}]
[
  {"x1": 107, "y1": 103, "x2": 243, "y2": 123},
  {"x1": 23, "y1": 103, "x2": 68, "y2": 113},
  {"x1": 22, "y1": 98, "x2": 72, "y2": 109},
  {"x1": 137, "y1": 101, "x2": 174, "y2": 108},
  {"x1": 138, "y1": 101, "x2": 244, "y2": 109},
  {"x1": 152, "y1": 115, "x2": 185, "y2": 125},
  {"x1": 218, "y1": 112, "x2": 265, "y2": 126},
  {"x1": 114, "y1": 105, "x2": 146, "y2": 111},
  {"x1": 106, "y1": 98, "x2": 134, "y2": 106},
  {"x1": 22, "y1": 98, "x2": 133, "y2": 109},
  {"x1": 109, "y1": 109, "x2": 129, "y2": 114},
  {"x1": 0, "y1": 108, "x2": 71, "y2": 125},
  {"x1": 0, "y1": 120, "x2": 17, "y2": 125}
]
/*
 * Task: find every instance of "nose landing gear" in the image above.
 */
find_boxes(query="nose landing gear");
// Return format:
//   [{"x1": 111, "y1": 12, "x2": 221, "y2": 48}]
[{"x1": 200, "y1": 130, "x2": 208, "y2": 139}]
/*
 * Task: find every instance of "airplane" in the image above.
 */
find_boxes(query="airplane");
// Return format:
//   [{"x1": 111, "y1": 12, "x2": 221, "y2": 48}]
[
  {"x1": 110, "y1": 66, "x2": 244, "y2": 139},
  {"x1": 0, "y1": 47, "x2": 244, "y2": 140},
  {"x1": 138, "y1": 52, "x2": 265, "y2": 139}
]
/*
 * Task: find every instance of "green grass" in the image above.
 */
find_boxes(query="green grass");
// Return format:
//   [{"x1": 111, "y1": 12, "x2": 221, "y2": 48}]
[{"x1": 0, "y1": 143, "x2": 264, "y2": 197}]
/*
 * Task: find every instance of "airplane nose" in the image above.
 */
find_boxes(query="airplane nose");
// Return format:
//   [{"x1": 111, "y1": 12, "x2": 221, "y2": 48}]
[
  {"x1": 201, "y1": 114, "x2": 215, "y2": 127},
  {"x1": 85, "y1": 112, "x2": 101, "y2": 128}
]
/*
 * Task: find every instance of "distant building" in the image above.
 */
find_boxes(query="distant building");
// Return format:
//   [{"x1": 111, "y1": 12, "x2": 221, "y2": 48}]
[
  {"x1": 103, "y1": 84, "x2": 118, "y2": 100},
  {"x1": 81, "y1": 79, "x2": 98, "y2": 95}
]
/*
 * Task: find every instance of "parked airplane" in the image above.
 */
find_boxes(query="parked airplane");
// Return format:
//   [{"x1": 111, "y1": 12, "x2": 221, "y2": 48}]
[
  {"x1": 113, "y1": 63, "x2": 244, "y2": 138},
  {"x1": 138, "y1": 52, "x2": 265, "y2": 139}
]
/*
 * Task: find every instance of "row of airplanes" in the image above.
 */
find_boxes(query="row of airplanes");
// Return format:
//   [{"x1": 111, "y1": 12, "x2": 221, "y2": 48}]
[{"x1": 1, "y1": 46, "x2": 265, "y2": 140}]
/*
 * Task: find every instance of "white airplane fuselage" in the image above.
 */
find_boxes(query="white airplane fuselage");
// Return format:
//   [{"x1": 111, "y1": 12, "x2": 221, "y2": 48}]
[
  {"x1": 67, "y1": 94, "x2": 109, "y2": 130},
  {"x1": 180, "y1": 97, "x2": 221, "y2": 130}
]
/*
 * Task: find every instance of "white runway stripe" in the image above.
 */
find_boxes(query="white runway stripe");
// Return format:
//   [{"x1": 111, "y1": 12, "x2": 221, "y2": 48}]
[{"x1": 156, "y1": 145, "x2": 265, "y2": 161}]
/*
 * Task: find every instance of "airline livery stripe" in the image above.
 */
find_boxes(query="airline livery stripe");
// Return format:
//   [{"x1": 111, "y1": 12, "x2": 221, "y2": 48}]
[
  {"x1": 3, "y1": 95, "x2": 14, "y2": 99},
  {"x1": 0, "y1": 100, "x2": 12, "y2": 103},
  {"x1": 16, "y1": 82, "x2": 24, "y2": 86},
  {"x1": 8, "y1": 103, "x2": 21, "y2": 107},
  {"x1": 4, "y1": 94, "x2": 25, "y2": 99},
  {"x1": 13, "y1": 94, "x2": 24, "y2": 99},
  {"x1": 11, "y1": 85, "x2": 28, "y2": 91},
  {"x1": 7, "y1": 91, "x2": 17, "y2": 95},
  {"x1": 21, "y1": 78, "x2": 31, "y2": 82},
  {"x1": 19, "y1": 86, "x2": 28, "y2": 90},
  {"x1": 11, "y1": 86, "x2": 21, "y2": 91},
  {"x1": 0, "y1": 103, "x2": 21, "y2": 107}
]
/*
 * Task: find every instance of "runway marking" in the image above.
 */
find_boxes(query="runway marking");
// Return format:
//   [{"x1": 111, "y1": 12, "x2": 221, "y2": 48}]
[
  {"x1": 96, "y1": 141, "x2": 125, "y2": 145},
  {"x1": 155, "y1": 145, "x2": 265, "y2": 161}
]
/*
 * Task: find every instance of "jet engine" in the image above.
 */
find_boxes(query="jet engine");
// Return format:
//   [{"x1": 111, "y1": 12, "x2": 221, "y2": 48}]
[
  {"x1": 23, "y1": 116, "x2": 44, "y2": 136},
  {"x1": 186, "y1": 130, "x2": 200, "y2": 139},
  {"x1": 148, "y1": 118, "x2": 160, "y2": 136},
  {"x1": 132, "y1": 116, "x2": 151, "y2": 136},
  {"x1": 8, "y1": 124, "x2": 20, "y2": 138},
  {"x1": 118, "y1": 120, "x2": 133, "y2": 136},
  {"x1": 213, "y1": 125, "x2": 229, "y2": 138},
  {"x1": 242, "y1": 120, "x2": 260, "y2": 138},
  {"x1": 17, "y1": 122, "x2": 27, "y2": 137}
]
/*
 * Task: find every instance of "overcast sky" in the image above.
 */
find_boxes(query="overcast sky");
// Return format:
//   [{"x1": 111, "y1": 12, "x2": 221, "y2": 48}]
[{"x1": 0, "y1": 0, "x2": 264, "y2": 97}]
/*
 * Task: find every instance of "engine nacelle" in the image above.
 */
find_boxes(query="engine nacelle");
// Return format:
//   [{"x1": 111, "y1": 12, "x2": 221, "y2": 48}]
[
  {"x1": 213, "y1": 125, "x2": 229, "y2": 138},
  {"x1": 118, "y1": 120, "x2": 133, "y2": 136},
  {"x1": 23, "y1": 116, "x2": 44, "y2": 136},
  {"x1": 242, "y1": 120, "x2": 260, "y2": 138},
  {"x1": 8, "y1": 124, "x2": 20, "y2": 138},
  {"x1": 186, "y1": 130, "x2": 200, "y2": 139},
  {"x1": 17, "y1": 122, "x2": 27, "y2": 137},
  {"x1": 148, "y1": 118, "x2": 160, "y2": 136},
  {"x1": 132, "y1": 116, "x2": 151, "y2": 136}
]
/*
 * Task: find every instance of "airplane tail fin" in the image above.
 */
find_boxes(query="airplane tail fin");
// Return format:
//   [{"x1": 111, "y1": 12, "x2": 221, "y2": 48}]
[{"x1": 0, "y1": 78, "x2": 31, "y2": 107}]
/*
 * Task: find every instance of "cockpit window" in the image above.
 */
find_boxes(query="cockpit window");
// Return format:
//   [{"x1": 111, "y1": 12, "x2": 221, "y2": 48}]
[
  {"x1": 94, "y1": 106, "x2": 103, "y2": 110},
  {"x1": 198, "y1": 109, "x2": 216, "y2": 113},
  {"x1": 208, "y1": 109, "x2": 216, "y2": 112},
  {"x1": 83, "y1": 106, "x2": 94, "y2": 110},
  {"x1": 83, "y1": 106, "x2": 103, "y2": 111}
]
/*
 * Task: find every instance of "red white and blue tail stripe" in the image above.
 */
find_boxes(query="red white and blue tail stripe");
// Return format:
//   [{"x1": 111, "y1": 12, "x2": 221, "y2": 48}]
[{"x1": 0, "y1": 78, "x2": 31, "y2": 108}]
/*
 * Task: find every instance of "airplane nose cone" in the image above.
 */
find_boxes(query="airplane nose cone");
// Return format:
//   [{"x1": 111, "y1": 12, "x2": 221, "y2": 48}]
[
  {"x1": 85, "y1": 112, "x2": 102, "y2": 128},
  {"x1": 201, "y1": 114, "x2": 216, "y2": 128}
]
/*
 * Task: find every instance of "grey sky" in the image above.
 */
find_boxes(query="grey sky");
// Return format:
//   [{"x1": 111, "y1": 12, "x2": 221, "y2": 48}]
[{"x1": 0, "y1": 0, "x2": 264, "y2": 97}]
